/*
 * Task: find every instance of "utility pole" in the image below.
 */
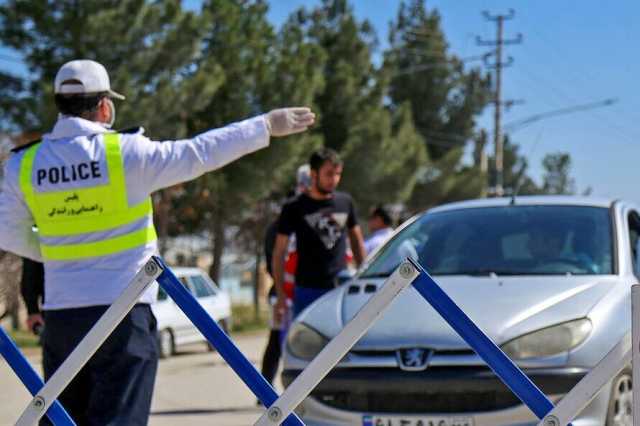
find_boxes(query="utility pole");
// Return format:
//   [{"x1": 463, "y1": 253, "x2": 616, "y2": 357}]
[{"x1": 477, "y1": 9, "x2": 523, "y2": 197}]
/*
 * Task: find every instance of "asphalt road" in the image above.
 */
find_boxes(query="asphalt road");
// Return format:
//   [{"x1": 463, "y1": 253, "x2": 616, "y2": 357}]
[{"x1": 0, "y1": 331, "x2": 276, "y2": 425}]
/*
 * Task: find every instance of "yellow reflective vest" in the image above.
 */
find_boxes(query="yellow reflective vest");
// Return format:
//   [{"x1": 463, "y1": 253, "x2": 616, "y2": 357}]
[{"x1": 19, "y1": 133, "x2": 157, "y2": 261}]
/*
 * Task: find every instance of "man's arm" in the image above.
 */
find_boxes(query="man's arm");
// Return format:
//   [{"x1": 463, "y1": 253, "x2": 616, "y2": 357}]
[
  {"x1": 124, "y1": 108, "x2": 315, "y2": 195},
  {"x1": 264, "y1": 221, "x2": 278, "y2": 278},
  {"x1": 272, "y1": 233, "x2": 290, "y2": 322},
  {"x1": 20, "y1": 258, "x2": 44, "y2": 315},
  {"x1": 272, "y1": 233, "x2": 290, "y2": 300},
  {"x1": 0, "y1": 160, "x2": 42, "y2": 261},
  {"x1": 20, "y1": 258, "x2": 45, "y2": 333},
  {"x1": 348, "y1": 225, "x2": 366, "y2": 267}
]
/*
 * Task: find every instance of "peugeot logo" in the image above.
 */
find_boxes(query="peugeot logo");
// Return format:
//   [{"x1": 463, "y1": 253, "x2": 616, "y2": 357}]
[{"x1": 397, "y1": 348, "x2": 432, "y2": 371}]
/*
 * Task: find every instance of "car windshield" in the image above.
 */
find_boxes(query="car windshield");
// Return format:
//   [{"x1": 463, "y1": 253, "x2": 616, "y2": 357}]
[{"x1": 361, "y1": 205, "x2": 614, "y2": 278}]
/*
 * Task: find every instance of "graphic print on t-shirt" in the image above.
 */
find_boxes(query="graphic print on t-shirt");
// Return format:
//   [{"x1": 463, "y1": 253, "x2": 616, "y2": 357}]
[{"x1": 304, "y1": 211, "x2": 348, "y2": 249}]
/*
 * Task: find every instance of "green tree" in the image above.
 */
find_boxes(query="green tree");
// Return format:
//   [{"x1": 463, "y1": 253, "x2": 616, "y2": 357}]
[
  {"x1": 0, "y1": 1, "x2": 223, "y2": 137},
  {"x1": 488, "y1": 135, "x2": 541, "y2": 196},
  {"x1": 408, "y1": 148, "x2": 484, "y2": 210},
  {"x1": 287, "y1": 0, "x2": 426, "y2": 214},
  {"x1": 541, "y1": 152, "x2": 576, "y2": 195},
  {"x1": 292, "y1": 0, "x2": 378, "y2": 153},
  {"x1": 386, "y1": 0, "x2": 491, "y2": 158},
  {"x1": 385, "y1": 0, "x2": 492, "y2": 210},
  {"x1": 173, "y1": 0, "x2": 324, "y2": 282},
  {"x1": 340, "y1": 103, "x2": 426, "y2": 213}
]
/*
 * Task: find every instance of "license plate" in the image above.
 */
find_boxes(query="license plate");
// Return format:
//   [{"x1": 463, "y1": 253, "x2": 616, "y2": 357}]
[{"x1": 362, "y1": 415, "x2": 474, "y2": 426}]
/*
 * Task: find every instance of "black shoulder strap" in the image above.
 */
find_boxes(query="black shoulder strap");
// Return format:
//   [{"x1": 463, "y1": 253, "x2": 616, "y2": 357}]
[
  {"x1": 10, "y1": 139, "x2": 42, "y2": 153},
  {"x1": 116, "y1": 126, "x2": 143, "y2": 134}
]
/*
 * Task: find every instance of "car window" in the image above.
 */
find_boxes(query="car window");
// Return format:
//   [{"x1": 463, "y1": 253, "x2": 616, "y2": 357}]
[
  {"x1": 628, "y1": 212, "x2": 640, "y2": 278},
  {"x1": 157, "y1": 285, "x2": 168, "y2": 301},
  {"x1": 361, "y1": 205, "x2": 613, "y2": 277},
  {"x1": 179, "y1": 276, "x2": 192, "y2": 292},
  {"x1": 190, "y1": 274, "x2": 216, "y2": 298},
  {"x1": 157, "y1": 276, "x2": 191, "y2": 300}
]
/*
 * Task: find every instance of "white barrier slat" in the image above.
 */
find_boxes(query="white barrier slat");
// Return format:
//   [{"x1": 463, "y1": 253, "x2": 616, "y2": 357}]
[
  {"x1": 15, "y1": 258, "x2": 163, "y2": 426},
  {"x1": 254, "y1": 261, "x2": 419, "y2": 426},
  {"x1": 633, "y1": 285, "x2": 640, "y2": 426},
  {"x1": 537, "y1": 331, "x2": 631, "y2": 426}
]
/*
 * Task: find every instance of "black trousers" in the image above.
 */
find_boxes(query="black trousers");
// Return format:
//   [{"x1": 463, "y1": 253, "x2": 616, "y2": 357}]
[
  {"x1": 260, "y1": 329, "x2": 281, "y2": 385},
  {"x1": 41, "y1": 304, "x2": 158, "y2": 426}
]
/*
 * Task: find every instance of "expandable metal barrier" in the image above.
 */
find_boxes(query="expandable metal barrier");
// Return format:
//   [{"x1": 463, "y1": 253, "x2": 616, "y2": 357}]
[{"x1": 1, "y1": 256, "x2": 637, "y2": 426}]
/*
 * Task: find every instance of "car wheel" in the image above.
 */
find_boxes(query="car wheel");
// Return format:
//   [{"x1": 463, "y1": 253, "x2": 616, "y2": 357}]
[
  {"x1": 207, "y1": 319, "x2": 230, "y2": 352},
  {"x1": 158, "y1": 329, "x2": 175, "y2": 359},
  {"x1": 219, "y1": 318, "x2": 230, "y2": 334},
  {"x1": 606, "y1": 368, "x2": 633, "y2": 426}
]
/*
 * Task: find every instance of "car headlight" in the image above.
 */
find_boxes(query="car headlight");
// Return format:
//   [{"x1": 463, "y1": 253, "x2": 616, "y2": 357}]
[
  {"x1": 286, "y1": 322, "x2": 329, "y2": 360},
  {"x1": 501, "y1": 318, "x2": 592, "y2": 360}
]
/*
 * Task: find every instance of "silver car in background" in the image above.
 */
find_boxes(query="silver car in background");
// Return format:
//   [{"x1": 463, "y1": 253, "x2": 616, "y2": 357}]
[{"x1": 282, "y1": 196, "x2": 640, "y2": 426}]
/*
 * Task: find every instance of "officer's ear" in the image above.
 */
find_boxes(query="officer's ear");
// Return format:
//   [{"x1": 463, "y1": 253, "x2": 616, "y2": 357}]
[
  {"x1": 97, "y1": 97, "x2": 116, "y2": 128},
  {"x1": 96, "y1": 97, "x2": 110, "y2": 122}
]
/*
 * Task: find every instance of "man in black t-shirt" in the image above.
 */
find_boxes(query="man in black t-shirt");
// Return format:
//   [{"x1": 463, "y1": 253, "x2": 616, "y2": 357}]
[{"x1": 272, "y1": 148, "x2": 366, "y2": 320}]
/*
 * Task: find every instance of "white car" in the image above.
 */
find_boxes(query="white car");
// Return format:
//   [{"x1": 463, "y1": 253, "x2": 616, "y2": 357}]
[{"x1": 152, "y1": 267, "x2": 232, "y2": 358}]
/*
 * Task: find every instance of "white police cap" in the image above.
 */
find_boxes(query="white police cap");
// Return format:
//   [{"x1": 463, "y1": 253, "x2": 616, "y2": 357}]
[{"x1": 54, "y1": 59, "x2": 125, "y2": 100}]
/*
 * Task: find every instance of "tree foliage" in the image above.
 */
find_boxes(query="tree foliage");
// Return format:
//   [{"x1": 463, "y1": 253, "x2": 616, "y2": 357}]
[
  {"x1": 0, "y1": 0, "x2": 577, "y2": 293},
  {"x1": 384, "y1": 0, "x2": 493, "y2": 210},
  {"x1": 541, "y1": 152, "x2": 576, "y2": 195}
]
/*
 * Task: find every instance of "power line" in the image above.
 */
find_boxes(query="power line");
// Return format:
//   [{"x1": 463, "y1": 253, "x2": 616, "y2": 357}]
[
  {"x1": 512, "y1": 16, "x2": 640, "y2": 142},
  {"x1": 392, "y1": 54, "x2": 490, "y2": 76},
  {"x1": 504, "y1": 98, "x2": 618, "y2": 132},
  {"x1": 512, "y1": 58, "x2": 638, "y2": 144}
]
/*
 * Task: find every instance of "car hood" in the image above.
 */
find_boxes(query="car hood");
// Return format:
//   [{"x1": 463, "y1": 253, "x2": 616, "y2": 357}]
[{"x1": 296, "y1": 275, "x2": 619, "y2": 350}]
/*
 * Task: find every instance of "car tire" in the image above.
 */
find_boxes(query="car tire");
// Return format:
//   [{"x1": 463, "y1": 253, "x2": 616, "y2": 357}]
[
  {"x1": 158, "y1": 329, "x2": 175, "y2": 359},
  {"x1": 219, "y1": 318, "x2": 230, "y2": 334},
  {"x1": 606, "y1": 368, "x2": 633, "y2": 426},
  {"x1": 207, "y1": 319, "x2": 230, "y2": 352}
]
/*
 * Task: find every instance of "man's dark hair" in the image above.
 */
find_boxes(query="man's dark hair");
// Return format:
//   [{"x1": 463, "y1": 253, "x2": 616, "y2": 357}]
[
  {"x1": 54, "y1": 79, "x2": 108, "y2": 117},
  {"x1": 309, "y1": 148, "x2": 342, "y2": 172},
  {"x1": 54, "y1": 93, "x2": 107, "y2": 117},
  {"x1": 370, "y1": 205, "x2": 392, "y2": 226}
]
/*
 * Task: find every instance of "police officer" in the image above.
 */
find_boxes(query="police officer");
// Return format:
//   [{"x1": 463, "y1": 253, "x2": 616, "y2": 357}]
[{"x1": 0, "y1": 59, "x2": 315, "y2": 425}]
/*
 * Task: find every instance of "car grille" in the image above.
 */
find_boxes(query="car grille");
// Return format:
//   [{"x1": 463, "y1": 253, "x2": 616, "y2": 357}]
[
  {"x1": 289, "y1": 365, "x2": 584, "y2": 414},
  {"x1": 311, "y1": 388, "x2": 521, "y2": 413},
  {"x1": 306, "y1": 366, "x2": 523, "y2": 413},
  {"x1": 351, "y1": 349, "x2": 476, "y2": 357},
  {"x1": 283, "y1": 364, "x2": 585, "y2": 415}
]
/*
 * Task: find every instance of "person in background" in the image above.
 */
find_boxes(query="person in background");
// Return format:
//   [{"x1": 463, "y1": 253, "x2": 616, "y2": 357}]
[
  {"x1": 364, "y1": 205, "x2": 394, "y2": 255},
  {"x1": 272, "y1": 148, "x2": 366, "y2": 320},
  {"x1": 260, "y1": 164, "x2": 310, "y2": 386}
]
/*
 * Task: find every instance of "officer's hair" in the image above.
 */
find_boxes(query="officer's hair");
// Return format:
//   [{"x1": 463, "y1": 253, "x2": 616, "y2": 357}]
[
  {"x1": 309, "y1": 148, "x2": 342, "y2": 172},
  {"x1": 54, "y1": 80, "x2": 108, "y2": 118}
]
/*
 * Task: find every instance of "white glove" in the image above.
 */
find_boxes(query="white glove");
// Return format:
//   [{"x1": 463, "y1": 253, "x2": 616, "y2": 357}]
[{"x1": 265, "y1": 107, "x2": 315, "y2": 137}]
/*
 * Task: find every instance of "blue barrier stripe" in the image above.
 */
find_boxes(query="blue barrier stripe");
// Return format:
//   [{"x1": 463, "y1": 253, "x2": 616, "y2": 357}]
[
  {"x1": 0, "y1": 327, "x2": 75, "y2": 425},
  {"x1": 153, "y1": 257, "x2": 304, "y2": 426},
  {"x1": 408, "y1": 259, "x2": 556, "y2": 420}
]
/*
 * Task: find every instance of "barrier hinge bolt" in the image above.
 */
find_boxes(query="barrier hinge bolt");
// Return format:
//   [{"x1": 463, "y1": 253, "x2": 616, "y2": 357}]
[
  {"x1": 267, "y1": 406, "x2": 282, "y2": 422},
  {"x1": 144, "y1": 261, "x2": 158, "y2": 276},
  {"x1": 33, "y1": 396, "x2": 45, "y2": 411},
  {"x1": 399, "y1": 262, "x2": 415, "y2": 278},
  {"x1": 543, "y1": 415, "x2": 560, "y2": 426}
]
